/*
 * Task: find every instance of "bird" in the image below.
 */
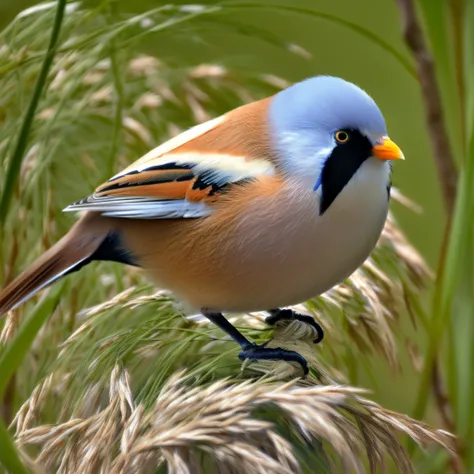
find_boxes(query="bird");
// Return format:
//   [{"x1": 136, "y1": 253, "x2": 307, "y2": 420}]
[{"x1": 0, "y1": 75, "x2": 404, "y2": 375}]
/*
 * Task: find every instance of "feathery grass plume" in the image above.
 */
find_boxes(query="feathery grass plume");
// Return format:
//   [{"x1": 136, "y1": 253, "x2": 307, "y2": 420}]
[{"x1": 12, "y1": 366, "x2": 452, "y2": 474}]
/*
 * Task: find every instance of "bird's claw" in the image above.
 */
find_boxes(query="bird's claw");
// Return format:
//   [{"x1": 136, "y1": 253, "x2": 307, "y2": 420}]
[
  {"x1": 265, "y1": 308, "x2": 324, "y2": 344},
  {"x1": 238, "y1": 342, "x2": 309, "y2": 375}
]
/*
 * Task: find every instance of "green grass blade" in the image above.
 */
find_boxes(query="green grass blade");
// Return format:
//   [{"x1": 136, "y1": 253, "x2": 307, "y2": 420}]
[
  {"x1": 462, "y1": 4, "x2": 474, "y2": 467},
  {"x1": 0, "y1": 281, "x2": 65, "y2": 473},
  {"x1": 0, "y1": 420, "x2": 29, "y2": 474},
  {"x1": 464, "y1": 0, "x2": 474, "y2": 144},
  {"x1": 0, "y1": 282, "x2": 65, "y2": 398},
  {"x1": 0, "y1": 0, "x2": 67, "y2": 224},
  {"x1": 413, "y1": 111, "x2": 474, "y2": 464},
  {"x1": 417, "y1": 0, "x2": 463, "y2": 156},
  {"x1": 450, "y1": 111, "x2": 474, "y2": 469},
  {"x1": 411, "y1": 169, "x2": 469, "y2": 428},
  {"x1": 106, "y1": 1, "x2": 125, "y2": 180}
]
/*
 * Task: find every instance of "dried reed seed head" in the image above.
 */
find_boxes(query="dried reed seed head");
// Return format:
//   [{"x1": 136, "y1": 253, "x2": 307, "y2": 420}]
[
  {"x1": 0, "y1": 310, "x2": 18, "y2": 344},
  {"x1": 190, "y1": 64, "x2": 227, "y2": 78},
  {"x1": 14, "y1": 368, "x2": 453, "y2": 474}
]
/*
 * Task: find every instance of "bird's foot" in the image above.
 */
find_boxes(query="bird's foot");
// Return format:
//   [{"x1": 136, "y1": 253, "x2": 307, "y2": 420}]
[
  {"x1": 238, "y1": 342, "x2": 309, "y2": 375},
  {"x1": 266, "y1": 308, "x2": 324, "y2": 344}
]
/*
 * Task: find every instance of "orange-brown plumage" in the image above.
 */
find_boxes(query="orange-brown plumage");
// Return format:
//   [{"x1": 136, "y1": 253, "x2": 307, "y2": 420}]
[
  {"x1": 0, "y1": 96, "x2": 277, "y2": 316},
  {"x1": 0, "y1": 213, "x2": 111, "y2": 315},
  {"x1": 174, "y1": 97, "x2": 275, "y2": 159}
]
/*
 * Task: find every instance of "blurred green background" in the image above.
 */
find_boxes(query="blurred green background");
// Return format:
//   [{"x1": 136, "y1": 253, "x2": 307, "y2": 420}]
[{"x1": 0, "y1": 0, "x2": 449, "y2": 463}]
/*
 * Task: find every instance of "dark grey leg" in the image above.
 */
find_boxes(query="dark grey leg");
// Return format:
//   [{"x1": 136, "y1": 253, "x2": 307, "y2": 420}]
[
  {"x1": 266, "y1": 308, "x2": 324, "y2": 344},
  {"x1": 201, "y1": 309, "x2": 250, "y2": 347},
  {"x1": 202, "y1": 309, "x2": 309, "y2": 375}
]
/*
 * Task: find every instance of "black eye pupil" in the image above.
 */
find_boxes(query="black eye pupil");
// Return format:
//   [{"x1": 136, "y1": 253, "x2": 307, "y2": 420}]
[{"x1": 336, "y1": 131, "x2": 348, "y2": 143}]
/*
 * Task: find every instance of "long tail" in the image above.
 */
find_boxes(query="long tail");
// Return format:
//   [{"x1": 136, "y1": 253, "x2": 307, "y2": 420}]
[{"x1": 0, "y1": 213, "x2": 111, "y2": 317}]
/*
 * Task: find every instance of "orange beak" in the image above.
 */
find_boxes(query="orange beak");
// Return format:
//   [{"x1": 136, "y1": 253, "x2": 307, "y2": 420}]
[{"x1": 372, "y1": 137, "x2": 405, "y2": 161}]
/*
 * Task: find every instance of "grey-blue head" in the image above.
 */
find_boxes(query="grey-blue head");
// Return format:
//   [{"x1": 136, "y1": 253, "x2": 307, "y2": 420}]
[
  {"x1": 270, "y1": 75, "x2": 387, "y2": 145},
  {"x1": 268, "y1": 76, "x2": 403, "y2": 213}
]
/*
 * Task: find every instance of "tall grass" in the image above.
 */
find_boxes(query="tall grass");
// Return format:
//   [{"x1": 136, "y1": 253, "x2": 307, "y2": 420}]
[
  {"x1": 0, "y1": 0, "x2": 466, "y2": 472},
  {"x1": 393, "y1": 0, "x2": 474, "y2": 471}
]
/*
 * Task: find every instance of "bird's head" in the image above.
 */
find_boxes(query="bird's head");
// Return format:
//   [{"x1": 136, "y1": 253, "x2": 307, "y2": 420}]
[{"x1": 268, "y1": 76, "x2": 404, "y2": 214}]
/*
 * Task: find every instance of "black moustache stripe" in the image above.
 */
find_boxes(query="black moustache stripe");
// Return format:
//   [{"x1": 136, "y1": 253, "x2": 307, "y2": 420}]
[{"x1": 319, "y1": 130, "x2": 373, "y2": 215}]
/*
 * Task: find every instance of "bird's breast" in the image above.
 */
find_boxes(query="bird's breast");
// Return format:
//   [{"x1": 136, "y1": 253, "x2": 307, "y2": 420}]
[{"x1": 215, "y1": 160, "x2": 389, "y2": 311}]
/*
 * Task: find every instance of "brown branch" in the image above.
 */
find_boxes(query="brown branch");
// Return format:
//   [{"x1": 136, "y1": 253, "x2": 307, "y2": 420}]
[
  {"x1": 396, "y1": 0, "x2": 458, "y2": 214},
  {"x1": 431, "y1": 362, "x2": 453, "y2": 432}
]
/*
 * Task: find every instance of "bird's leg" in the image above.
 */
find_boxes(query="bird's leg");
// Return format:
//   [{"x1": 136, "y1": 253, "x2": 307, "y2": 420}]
[
  {"x1": 266, "y1": 308, "x2": 324, "y2": 344},
  {"x1": 202, "y1": 309, "x2": 308, "y2": 375}
]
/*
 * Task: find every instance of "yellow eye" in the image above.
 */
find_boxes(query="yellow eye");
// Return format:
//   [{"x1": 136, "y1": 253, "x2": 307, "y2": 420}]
[{"x1": 335, "y1": 130, "x2": 349, "y2": 143}]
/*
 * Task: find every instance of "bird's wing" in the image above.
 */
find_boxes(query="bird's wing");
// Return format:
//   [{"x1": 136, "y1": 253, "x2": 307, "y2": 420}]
[{"x1": 64, "y1": 99, "x2": 277, "y2": 219}]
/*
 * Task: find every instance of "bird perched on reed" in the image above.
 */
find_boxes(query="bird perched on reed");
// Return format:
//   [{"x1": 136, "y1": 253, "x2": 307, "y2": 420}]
[{"x1": 0, "y1": 75, "x2": 404, "y2": 374}]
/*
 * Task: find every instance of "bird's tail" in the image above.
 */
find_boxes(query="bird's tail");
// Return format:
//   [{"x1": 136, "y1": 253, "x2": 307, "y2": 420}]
[{"x1": 0, "y1": 213, "x2": 110, "y2": 317}]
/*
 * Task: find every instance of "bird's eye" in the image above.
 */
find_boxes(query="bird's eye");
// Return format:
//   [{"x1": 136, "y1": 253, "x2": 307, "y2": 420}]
[{"x1": 335, "y1": 130, "x2": 349, "y2": 143}]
